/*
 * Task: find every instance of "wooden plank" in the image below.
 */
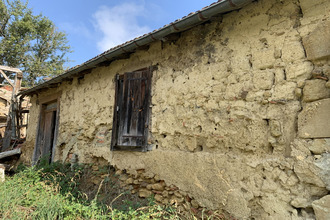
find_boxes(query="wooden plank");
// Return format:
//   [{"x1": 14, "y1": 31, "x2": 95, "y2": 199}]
[
  {"x1": 0, "y1": 69, "x2": 14, "y2": 87},
  {"x1": 0, "y1": 148, "x2": 21, "y2": 160},
  {"x1": 0, "y1": 65, "x2": 22, "y2": 73},
  {"x1": 51, "y1": 98, "x2": 61, "y2": 163},
  {"x1": 110, "y1": 74, "x2": 120, "y2": 150},
  {"x1": 41, "y1": 111, "x2": 56, "y2": 163},
  {"x1": 32, "y1": 104, "x2": 46, "y2": 164},
  {"x1": 119, "y1": 72, "x2": 134, "y2": 146},
  {"x1": 1, "y1": 107, "x2": 12, "y2": 152},
  {"x1": 15, "y1": 99, "x2": 20, "y2": 139},
  {"x1": 117, "y1": 72, "x2": 129, "y2": 146},
  {"x1": 1, "y1": 70, "x2": 22, "y2": 151},
  {"x1": 20, "y1": 109, "x2": 29, "y2": 114},
  {"x1": 32, "y1": 96, "x2": 60, "y2": 164},
  {"x1": 143, "y1": 67, "x2": 152, "y2": 151},
  {"x1": 18, "y1": 97, "x2": 24, "y2": 139},
  {"x1": 14, "y1": 70, "x2": 22, "y2": 94},
  {"x1": 112, "y1": 67, "x2": 153, "y2": 151},
  {"x1": 116, "y1": 69, "x2": 151, "y2": 148}
]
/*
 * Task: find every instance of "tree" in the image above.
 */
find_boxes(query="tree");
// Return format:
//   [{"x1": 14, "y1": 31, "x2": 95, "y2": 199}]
[{"x1": 0, "y1": 0, "x2": 71, "y2": 86}]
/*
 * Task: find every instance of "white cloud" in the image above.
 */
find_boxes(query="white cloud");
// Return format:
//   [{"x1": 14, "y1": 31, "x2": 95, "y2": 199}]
[{"x1": 93, "y1": 2, "x2": 151, "y2": 52}]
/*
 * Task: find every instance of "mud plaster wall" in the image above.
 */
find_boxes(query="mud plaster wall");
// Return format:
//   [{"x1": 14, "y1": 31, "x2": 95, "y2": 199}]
[{"x1": 23, "y1": 0, "x2": 330, "y2": 219}]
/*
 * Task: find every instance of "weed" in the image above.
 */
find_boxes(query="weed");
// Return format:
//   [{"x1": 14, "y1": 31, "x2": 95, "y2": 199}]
[
  {"x1": 1, "y1": 161, "x2": 226, "y2": 219},
  {"x1": 0, "y1": 166, "x2": 109, "y2": 219}
]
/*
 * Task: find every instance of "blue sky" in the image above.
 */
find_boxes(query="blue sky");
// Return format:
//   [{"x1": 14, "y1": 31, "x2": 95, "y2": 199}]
[{"x1": 27, "y1": 0, "x2": 216, "y2": 68}]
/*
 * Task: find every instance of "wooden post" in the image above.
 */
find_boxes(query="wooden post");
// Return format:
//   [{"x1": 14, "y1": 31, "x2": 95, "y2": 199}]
[
  {"x1": 0, "y1": 164, "x2": 5, "y2": 182},
  {"x1": 0, "y1": 66, "x2": 22, "y2": 152},
  {"x1": 11, "y1": 71, "x2": 22, "y2": 139}
]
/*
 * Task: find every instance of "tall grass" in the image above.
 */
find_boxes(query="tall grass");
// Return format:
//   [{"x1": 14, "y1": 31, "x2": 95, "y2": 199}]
[
  {"x1": 0, "y1": 161, "x2": 180, "y2": 220},
  {"x1": 0, "y1": 166, "x2": 108, "y2": 219},
  {"x1": 0, "y1": 161, "x2": 225, "y2": 219}
]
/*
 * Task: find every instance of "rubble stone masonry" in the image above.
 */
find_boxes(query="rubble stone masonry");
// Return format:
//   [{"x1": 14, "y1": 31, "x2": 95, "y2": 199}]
[{"x1": 23, "y1": 0, "x2": 330, "y2": 219}]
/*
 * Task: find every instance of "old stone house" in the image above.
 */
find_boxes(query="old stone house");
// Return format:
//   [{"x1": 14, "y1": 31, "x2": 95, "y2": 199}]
[{"x1": 20, "y1": 0, "x2": 330, "y2": 219}]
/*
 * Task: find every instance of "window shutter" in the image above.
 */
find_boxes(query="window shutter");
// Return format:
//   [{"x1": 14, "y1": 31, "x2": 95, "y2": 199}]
[{"x1": 111, "y1": 68, "x2": 152, "y2": 151}]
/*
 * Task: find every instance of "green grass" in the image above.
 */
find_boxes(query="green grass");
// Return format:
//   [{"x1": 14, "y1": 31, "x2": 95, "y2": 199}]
[
  {"x1": 0, "y1": 160, "x2": 226, "y2": 219},
  {"x1": 0, "y1": 161, "x2": 180, "y2": 220},
  {"x1": 0, "y1": 166, "x2": 106, "y2": 219}
]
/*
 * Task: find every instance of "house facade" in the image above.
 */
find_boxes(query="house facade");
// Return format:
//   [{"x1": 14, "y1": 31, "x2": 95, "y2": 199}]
[{"x1": 20, "y1": 0, "x2": 330, "y2": 219}]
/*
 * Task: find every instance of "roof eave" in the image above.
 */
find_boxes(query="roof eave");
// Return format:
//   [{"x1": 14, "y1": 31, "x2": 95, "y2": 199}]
[{"x1": 20, "y1": 0, "x2": 253, "y2": 96}]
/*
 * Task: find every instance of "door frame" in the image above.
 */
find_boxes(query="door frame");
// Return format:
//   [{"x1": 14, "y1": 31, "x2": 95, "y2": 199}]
[{"x1": 32, "y1": 92, "x2": 61, "y2": 165}]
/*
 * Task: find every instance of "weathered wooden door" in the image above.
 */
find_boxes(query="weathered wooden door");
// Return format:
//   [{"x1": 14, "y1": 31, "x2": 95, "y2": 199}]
[
  {"x1": 37, "y1": 102, "x2": 57, "y2": 163},
  {"x1": 111, "y1": 69, "x2": 152, "y2": 151}
]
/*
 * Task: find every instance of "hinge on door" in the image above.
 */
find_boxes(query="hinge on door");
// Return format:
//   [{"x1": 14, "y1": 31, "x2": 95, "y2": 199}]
[{"x1": 117, "y1": 106, "x2": 119, "y2": 111}]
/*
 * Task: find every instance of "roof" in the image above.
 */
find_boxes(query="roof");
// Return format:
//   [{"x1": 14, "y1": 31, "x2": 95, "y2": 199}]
[{"x1": 20, "y1": 0, "x2": 252, "y2": 96}]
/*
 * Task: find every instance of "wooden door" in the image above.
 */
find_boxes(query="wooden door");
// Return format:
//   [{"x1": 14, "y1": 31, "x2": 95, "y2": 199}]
[
  {"x1": 37, "y1": 102, "x2": 57, "y2": 163},
  {"x1": 40, "y1": 110, "x2": 56, "y2": 162}
]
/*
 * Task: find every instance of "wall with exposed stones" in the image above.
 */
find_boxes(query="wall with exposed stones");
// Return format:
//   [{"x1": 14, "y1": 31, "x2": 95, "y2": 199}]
[{"x1": 22, "y1": 0, "x2": 330, "y2": 219}]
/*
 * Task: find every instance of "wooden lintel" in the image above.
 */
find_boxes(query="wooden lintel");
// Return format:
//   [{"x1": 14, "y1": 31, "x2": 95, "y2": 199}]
[{"x1": 0, "y1": 65, "x2": 22, "y2": 73}]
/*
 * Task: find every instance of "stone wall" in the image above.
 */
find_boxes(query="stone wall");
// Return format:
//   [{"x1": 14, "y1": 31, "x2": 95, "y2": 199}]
[{"x1": 23, "y1": 0, "x2": 330, "y2": 219}]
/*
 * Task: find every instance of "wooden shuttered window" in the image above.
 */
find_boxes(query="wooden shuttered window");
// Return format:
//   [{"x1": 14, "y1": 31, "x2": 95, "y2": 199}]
[{"x1": 111, "y1": 68, "x2": 152, "y2": 151}]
